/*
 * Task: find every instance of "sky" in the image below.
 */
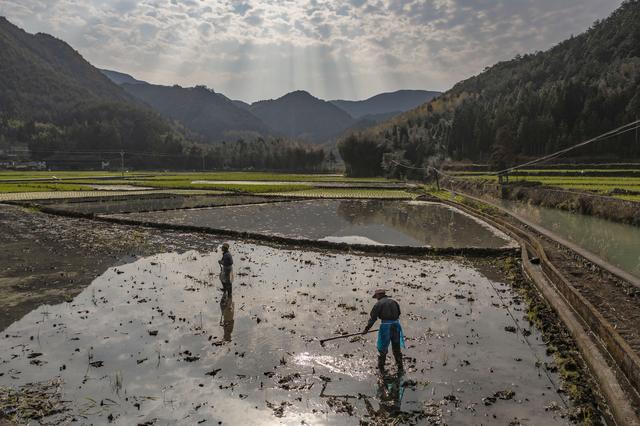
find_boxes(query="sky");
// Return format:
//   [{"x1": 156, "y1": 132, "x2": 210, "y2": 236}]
[{"x1": 0, "y1": 0, "x2": 624, "y2": 102}]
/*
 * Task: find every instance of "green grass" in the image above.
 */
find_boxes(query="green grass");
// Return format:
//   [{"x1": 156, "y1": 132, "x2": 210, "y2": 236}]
[
  {"x1": 615, "y1": 194, "x2": 640, "y2": 202},
  {"x1": 457, "y1": 173, "x2": 640, "y2": 201},
  {"x1": 0, "y1": 171, "x2": 400, "y2": 195},
  {"x1": 129, "y1": 172, "x2": 392, "y2": 183},
  {"x1": 129, "y1": 180, "x2": 312, "y2": 193},
  {"x1": 0, "y1": 171, "x2": 148, "y2": 180},
  {"x1": 0, "y1": 171, "x2": 393, "y2": 183},
  {"x1": 0, "y1": 183, "x2": 94, "y2": 192},
  {"x1": 264, "y1": 188, "x2": 417, "y2": 199},
  {"x1": 453, "y1": 168, "x2": 640, "y2": 175}
]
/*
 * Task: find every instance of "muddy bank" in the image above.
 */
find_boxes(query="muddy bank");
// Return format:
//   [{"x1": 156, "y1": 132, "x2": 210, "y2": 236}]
[
  {"x1": 0, "y1": 204, "x2": 219, "y2": 332},
  {"x1": 447, "y1": 178, "x2": 640, "y2": 226},
  {"x1": 1, "y1": 245, "x2": 578, "y2": 425}
]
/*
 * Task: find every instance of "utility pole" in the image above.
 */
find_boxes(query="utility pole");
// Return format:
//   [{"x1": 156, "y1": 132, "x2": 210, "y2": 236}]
[
  {"x1": 119, "y1": 151, "x2": 125, "y2": 178},
  {"x1": 202, "y1": 151, "x2": 206, "y2": 171}
]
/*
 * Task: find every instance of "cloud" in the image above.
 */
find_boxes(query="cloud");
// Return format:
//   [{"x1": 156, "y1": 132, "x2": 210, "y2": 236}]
[{"x1": 0, "y1": 0, "x2": 624, "y2": 102}]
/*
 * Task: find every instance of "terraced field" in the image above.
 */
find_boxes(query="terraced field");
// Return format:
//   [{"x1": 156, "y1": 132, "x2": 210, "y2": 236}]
[
  {"x1": 0, "y1": 172, "x2": 408, "y2": 198},
  {"x1": 267, "y1": 188, "x2": 417, "y2": 199}
]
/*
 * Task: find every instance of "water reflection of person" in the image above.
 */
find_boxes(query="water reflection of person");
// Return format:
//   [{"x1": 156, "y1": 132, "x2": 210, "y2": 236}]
[
  {"x1": 219, "y1": 293, "x2": 234, "y2": 342},
  {"x1": 363, "y1": 372, "x2": 405, "y2": 419},
  {"x1": 218, "y1": 242, "x2": 233, "y2": 296}
]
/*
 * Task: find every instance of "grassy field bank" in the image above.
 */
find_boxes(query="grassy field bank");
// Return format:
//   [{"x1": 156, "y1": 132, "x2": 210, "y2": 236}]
[
  {"x1": 0, "y1": 171, "x2": 412, "y2": 198},
  {"x1": 454, "y1": 170, "x2": 640, "y2": 202}
]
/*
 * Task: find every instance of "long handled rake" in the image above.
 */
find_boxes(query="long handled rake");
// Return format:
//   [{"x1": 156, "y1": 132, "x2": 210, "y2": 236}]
[{"x1": 319, "y1": 329, "x2": 378, "y2": 347}]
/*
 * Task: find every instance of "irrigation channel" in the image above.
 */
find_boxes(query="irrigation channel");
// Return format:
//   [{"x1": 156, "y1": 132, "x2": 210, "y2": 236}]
[
  {"x1": 0, "y1": 193, "x2": 629, "y2": 424},
  {"x1": 495, "y1": 199, "x2": 640, "y2": 280}
]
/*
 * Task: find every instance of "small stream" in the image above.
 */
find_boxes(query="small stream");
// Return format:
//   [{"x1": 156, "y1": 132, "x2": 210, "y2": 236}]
[{"x1": 497, "y1": 199, "x2": 640, "y2": 279}]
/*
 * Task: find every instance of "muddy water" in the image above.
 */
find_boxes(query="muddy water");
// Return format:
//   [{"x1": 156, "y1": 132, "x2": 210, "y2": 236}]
[
  {"x1": 0, "y1": 244, "x2": 571, "y2": 424},
  {"x1": 498, "y1": 199, "x2": 640, "y2": 279},
  {"x1": 113, "y1": 200, "x2": 514, "y2": 248}
]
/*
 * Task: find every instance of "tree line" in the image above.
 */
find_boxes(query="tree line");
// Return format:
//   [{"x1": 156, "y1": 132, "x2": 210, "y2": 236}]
[{"x1": 0, "y1": 103, "x2": 327, "y2": 172}]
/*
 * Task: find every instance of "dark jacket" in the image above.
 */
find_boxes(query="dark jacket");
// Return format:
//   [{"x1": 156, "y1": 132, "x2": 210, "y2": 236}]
[
  {"x1": 364, "y1": 296, "x2": 401, "y2": 332},
  {"x1": 219, "y1": 251, "x2": 233, "y2": 269}
]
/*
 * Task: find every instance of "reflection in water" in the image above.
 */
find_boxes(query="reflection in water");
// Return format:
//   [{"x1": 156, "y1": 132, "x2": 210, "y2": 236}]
[
  {"x1": 220, "y1": 293, "x2": 235, "y2": 342},
  {"x1": 363, "y1": 372, "x2": 405, "y2": 418},
  {"x1": 498, "y1": 199, "x2": 640, "y2": 278},
  {"x1": 0, "y1": 246, "x2": 569, "y2": 424},
  {"x1": 117, "y1": 200, "x2": 513, "y2": 249}
]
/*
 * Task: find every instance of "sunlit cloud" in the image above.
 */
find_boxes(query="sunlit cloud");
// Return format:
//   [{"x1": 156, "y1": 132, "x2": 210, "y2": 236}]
[{"x1": 0, "y1": 0, "x2": 623, "y2": 102}]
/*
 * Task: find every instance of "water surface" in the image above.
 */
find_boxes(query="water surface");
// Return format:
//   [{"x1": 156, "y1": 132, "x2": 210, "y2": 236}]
[
  {"x1": 498, "y1": 199, "x2": 640, "y2": 279},
  {"x1": 113, "y1": 200, "x2": 514, "y2": 249},
  {"x1": 0, "y1": 244, "x2": 570, "y2": 424}
]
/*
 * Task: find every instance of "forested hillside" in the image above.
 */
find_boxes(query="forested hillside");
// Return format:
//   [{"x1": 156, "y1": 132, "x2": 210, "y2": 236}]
[
  {"x1": 0, "y1": 17, "x2": 134, "y2": 119},
  {"x1": 0, "y1": 16, "x2": 195, "y2": 167},
  {"x1": 339, "y1": 0, "x2": 640, "y2": 177},
  {"x1": 121, "y1": 83, "x2": 272, "y2": 142}
]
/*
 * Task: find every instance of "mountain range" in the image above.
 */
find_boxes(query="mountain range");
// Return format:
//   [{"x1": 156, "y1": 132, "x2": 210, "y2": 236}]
[
  {"x1": 100, "y1": 69, "x2": 440, "y2": 144},
  {"x1": 119, "y1": 83, "x2": 271, "y2": 142},
  {"x1": 330, "y1": 90, "x2": 440, "y2": 119},
  {"x1": 0, "y1": 13, "x2": 439, "y2": 152}
]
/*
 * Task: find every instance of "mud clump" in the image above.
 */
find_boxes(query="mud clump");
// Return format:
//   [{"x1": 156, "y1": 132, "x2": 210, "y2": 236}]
[
  {"x1": 266, "y1": 400, "x2": 291, "y2": 417},
  {"x1": 0, "y1": 377, "x2": 71, "y2": 424}
]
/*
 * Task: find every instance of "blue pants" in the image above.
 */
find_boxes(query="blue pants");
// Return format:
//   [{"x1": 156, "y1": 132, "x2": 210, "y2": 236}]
[{"x1": 377, "y1": 320, "x2": 405, "y2": 369}]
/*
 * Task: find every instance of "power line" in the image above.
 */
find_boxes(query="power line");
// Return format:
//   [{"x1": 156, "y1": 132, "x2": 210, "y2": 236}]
[
  {"x1": 389, "y1": 160, "x2": 458, "y2": 180},
  {"x1": 495, "y1": 119, "x2": 640, "y2": 175}
]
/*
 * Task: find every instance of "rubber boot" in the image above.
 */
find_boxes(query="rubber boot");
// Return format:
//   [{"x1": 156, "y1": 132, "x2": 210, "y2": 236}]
[
  {"x1": 377, "y1": 352, "x2": 386, "y2": 371},
  {"x1": 393, "y1": 348, "x2": 404, "y2": 373}
]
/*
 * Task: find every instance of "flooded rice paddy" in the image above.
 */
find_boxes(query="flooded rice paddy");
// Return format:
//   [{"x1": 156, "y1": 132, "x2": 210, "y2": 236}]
[
  {"x1": 111, "y1": 200, "x2": 515, "y2": 249},
  {"x1": 0, "y1": 243, "x2": 571, "y2": 424}
]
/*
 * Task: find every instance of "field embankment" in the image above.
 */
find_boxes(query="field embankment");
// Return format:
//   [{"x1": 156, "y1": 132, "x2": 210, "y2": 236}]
[{"x1": 446, "y1": 175, "x2": 640, "y2": 226}]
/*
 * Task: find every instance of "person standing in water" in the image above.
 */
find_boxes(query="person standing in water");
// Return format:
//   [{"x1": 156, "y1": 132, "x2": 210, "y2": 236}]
[
  {"x1": 218, "y1": 242, "x2": 233, "y2": 296},
  {"x1": 362, "y1": 289, "x2": 405, "y2": 372}
]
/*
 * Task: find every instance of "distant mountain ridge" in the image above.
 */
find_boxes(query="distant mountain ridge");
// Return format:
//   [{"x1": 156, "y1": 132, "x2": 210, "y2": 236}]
[
  {"x1": 249, "y1": 90, "x2": 354, "y2": 143},
  {"x1": 101, "y1": 69, "x2": 148, "y2": 86},
  {"x1": 119, "y1": 83, "x2": 272, "y2": 142},
  {"x1": 101, "y1": 70, "x2": 443, "y2": 144},
  {"x1": 331, "y1": 90, "x2": 441, "y2": 119}
]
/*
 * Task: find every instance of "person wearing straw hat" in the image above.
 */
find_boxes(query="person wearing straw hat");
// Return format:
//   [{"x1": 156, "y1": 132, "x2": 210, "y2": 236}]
[
  {"x1": 218, "y1": 242, "x2": 233, "y2": 296},
  {"x1": 362, "y1": 289, "x2": 405, "y2": 372}
]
